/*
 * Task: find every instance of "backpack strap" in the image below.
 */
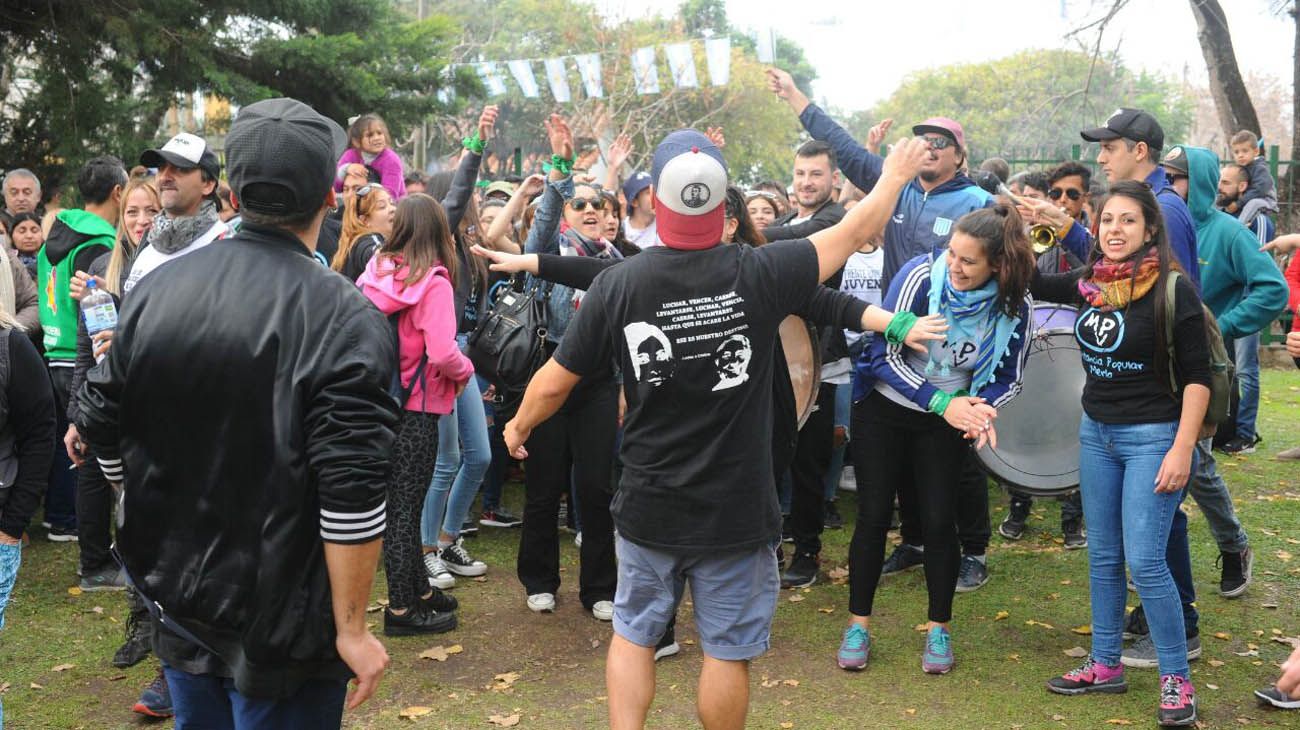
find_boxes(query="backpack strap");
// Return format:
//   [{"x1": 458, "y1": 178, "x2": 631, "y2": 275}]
[
  {"x1": 389, "y1": 310, "x2": 429, "y2": 406},
  {"x1": 1163, "y1": 271, "x2": 1180, "y2": 392}
]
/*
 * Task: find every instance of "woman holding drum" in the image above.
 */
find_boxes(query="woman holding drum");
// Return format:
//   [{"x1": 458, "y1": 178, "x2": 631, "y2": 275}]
[
  {"x1": 1034, "y1": 180, "x2": 1209, "y2": 728},
  {"x1": 839, "y1": 205, "x2": 1035, "y2": 675}
]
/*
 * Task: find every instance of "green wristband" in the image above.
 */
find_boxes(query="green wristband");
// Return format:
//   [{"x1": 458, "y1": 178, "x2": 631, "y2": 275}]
[
  {"x1": 885, "y1": 311, "x2": 919, "y2": 346},
  {"x1": 928, "y1": 390, "x2": 954, "y2": 416},
  {"x1": 462, "y1": 134, "x2": 485, "y2": 154},
  {"x1": 542, "y1": 154, "x2": 574, "y2": 176}
]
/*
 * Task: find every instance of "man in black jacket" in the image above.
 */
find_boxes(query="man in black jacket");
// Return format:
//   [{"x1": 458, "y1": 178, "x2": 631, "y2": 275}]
[{"x1": 78, "y1": 98, "x2": 399, "y2": 726}]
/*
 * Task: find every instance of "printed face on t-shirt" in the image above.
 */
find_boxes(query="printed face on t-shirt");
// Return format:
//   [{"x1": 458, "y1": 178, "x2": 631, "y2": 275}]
[
  {"x1": 636, "y1": 336, "x2": 673, "y2": 385},
  {"x1": 712, "y1": 334, "x2": 752, "y2": 390}
]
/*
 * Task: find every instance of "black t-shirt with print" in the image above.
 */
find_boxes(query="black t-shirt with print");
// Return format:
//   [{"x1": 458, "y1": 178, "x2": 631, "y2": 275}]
[
  {"x1": 1034, "y1": 271, "x2": 1212, "y2": 424},
  {"x1": 554, "y1": 240, "x2": 820, "y2": 553}
]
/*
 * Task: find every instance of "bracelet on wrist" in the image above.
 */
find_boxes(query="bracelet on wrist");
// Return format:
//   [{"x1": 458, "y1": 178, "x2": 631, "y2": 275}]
[
  {"x1": 884, "y1": 311, "x2": 919, "y2": 346},
  {"x1": 928, "y1": 390, "x2": 954, "y2": 416},
  {"x1": 541, "y1": 154, "x2": 574, "y2": 176},
  {"x1": 462, "y1": 134, "x2": 485, "y2": 154}
]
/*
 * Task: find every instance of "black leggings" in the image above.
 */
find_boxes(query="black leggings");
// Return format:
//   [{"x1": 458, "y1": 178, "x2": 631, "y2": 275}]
[
  {"x1": 384, "y1": 411, "x2": 441, "y2": 611},
  {"x1": 849, "y1": 391, "x2": 967, "y2": 623}
]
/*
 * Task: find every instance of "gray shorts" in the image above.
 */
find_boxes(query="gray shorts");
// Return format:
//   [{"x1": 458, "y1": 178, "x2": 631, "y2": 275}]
[{"x1": 613, "y1": 534, "x2": 779, "y2": 661}]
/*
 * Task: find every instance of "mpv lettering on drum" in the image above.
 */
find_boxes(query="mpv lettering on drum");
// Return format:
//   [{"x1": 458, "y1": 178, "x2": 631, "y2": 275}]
[{"x1": 1075, "y1": 309, "x2": 1125, "y2": 353}]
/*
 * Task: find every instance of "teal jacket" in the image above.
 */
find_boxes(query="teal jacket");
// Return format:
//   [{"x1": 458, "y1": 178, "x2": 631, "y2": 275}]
[{"x1": 1183, "y1": 146, "x2": 1287, "y2": 339}]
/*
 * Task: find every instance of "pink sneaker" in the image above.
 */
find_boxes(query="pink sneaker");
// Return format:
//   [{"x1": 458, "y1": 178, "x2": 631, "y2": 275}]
[
  {"x1": 1157, "y1": 674, "x2": 1196, "y2": 726},
  {"x1": 1046, "y1": 657, "x2": 1127, "y2": 695}
]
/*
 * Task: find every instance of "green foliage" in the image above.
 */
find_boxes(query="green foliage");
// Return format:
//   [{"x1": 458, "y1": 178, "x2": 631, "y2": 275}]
[
  {"x1": 867, "y1": 49, "x2": 1195, "y2": 166},
  {"x1": 0, "y1": 0, "x2": 467, "y2": 193}
]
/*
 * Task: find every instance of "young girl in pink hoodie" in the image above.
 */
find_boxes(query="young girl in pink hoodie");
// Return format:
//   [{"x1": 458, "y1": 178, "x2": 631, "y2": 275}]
[
  {"x1": 336, "y1": 113, "x2": 407, "y2": 201},
  {"x1": 358, "y1": 193, "x2": 473, "y2": 636}
]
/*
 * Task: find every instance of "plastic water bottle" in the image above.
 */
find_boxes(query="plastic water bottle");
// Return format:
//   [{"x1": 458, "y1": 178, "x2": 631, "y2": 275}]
[{"x1": 81, "y1": 278, "x2": 118, "y2": 364}]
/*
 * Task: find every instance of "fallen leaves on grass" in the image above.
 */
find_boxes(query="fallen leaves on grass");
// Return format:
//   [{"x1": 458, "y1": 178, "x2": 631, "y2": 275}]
[
  {"x1": 1212, "y1": 632, "x2": 1232, "y2": 640},
  {"x1": 473, "y1": 576, "x2": 488, "y2": 583},
  {"x1": 29, "y1": 683, "x2": 42, "y2": 690},
  {"x1": 1025, "y1": 620, "x2": 1055, "y2": 630},
  {"x1": 1233, "y1": 649, "x2": 1259, "y2": 657},
  {"x1": 1206, "y1": 683, "x2": 1219, "y2": 690},
  {"x1": 1059, "y1": 579, "x2": 1072, "y2": 585},
  {"x1": 1071, "y1": 625, "x2": 1092, "y2": 635},
  {"x1": 1273, "y1": 635, "x2": 1300, "y2": 649},
  {"x1": 51, "y1": 664, "x2": 75, "y2": 672},
  {"x1": 787, "y1": 594, "x2": 805, "y2": 603},
  {"x1": 66, "y1": 587, "x2": 81, "y2": 596},
  {"x1": 488, "y1": 713, "x2": 521, "y2": 727},
  {"x1": 399, "y1": 706, "x2": 432, "y2": 719},
  {"x1": 994, "y1": 610, "x2": 1010, "y2": 621},
  {"x1": 914, "y1": 623, "x2": 929, "y2": 632},
  {"x1": 1007, "y1": 653, "x2": 1020, "y2": 661},
  {"x1": 1276, "y1": 550, "x2": 1293, "y2": 562},
  {"x1": 1063, "y1": 647, "x2": 1088, "y2": 658},
  {"x1": 780, "y1": 723, "x2": 793, "y2": 729},
  {"x1": 905, "y1": 708, "x2": 916, "y2": 715},
  {"x1": 1051, "y1": 715, "x2": 1065, "y2": 721},
  {"x1": 817, "y1": 607, "x2": 834, "y2": 614},
  {"x1": 419, "y1": 645, "x2": 463, "y2": 662},
  {"x1": 0, "y1": 682, "x2": 9, "y2": 693},
  {"x1": 492, "y1": 672, "x2": 521, "y2": 690},
  {"x1": 1104, "y1": 720, "x2": 1133, "y2": 725},
  {"x1": 1208, "y1": 659, "x2": 1225, "y2": 667}
]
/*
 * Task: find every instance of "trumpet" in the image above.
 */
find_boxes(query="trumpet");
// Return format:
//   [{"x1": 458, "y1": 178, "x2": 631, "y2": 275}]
[{"x1": 1029, "y1": 224, "x2": 1057, "y2": 255}]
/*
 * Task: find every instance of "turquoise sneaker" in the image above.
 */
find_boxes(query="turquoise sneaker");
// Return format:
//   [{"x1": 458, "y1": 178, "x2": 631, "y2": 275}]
[
  {"x1": 837, "y1": 624, "x2": 870, "y2": 670},
  {"x1": 922, "y1": 625, "x2": 954, "y2": 674}
]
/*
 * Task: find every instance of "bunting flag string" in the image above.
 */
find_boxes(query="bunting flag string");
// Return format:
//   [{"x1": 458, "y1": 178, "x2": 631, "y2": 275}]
[{"x1": 443, "y1": 30, "x2": 768, "y2": 103}]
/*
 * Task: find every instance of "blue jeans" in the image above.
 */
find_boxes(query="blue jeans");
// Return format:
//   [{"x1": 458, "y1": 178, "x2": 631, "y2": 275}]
[
  {"x1": 1233, "y1": 334, "x2": 1260, "y2": 442},
  {"x1": 822, "y1": 382, "x2": 852, "y2": 501},
  {"x1": 163, "y1": 666, "x2": 346, "y2": 729},
  {"x1": 1188, "y1": 438, "x2": 1248, "y2": 553},
  {"x1": 1079, "y1": 414, "x2": 1194, "y2": 678},
  {"x1": 422, "y1": 374, "x2": 491, "y2": 546},
  {"x1": 0, "y1": 542, "x2": 14, "y2": 728}
]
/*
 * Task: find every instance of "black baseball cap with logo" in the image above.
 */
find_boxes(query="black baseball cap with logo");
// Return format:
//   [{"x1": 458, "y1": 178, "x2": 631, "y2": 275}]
[
  {"x1": 224, "y1": 98, "x2": 347, "y2": 216},
  {"x1": 1080, "y1": 108, "x2": 1165, "y2": 150}
]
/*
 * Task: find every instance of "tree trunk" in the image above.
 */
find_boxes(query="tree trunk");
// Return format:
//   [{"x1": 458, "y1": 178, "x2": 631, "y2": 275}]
[{"x1": 1188, "y1": 0, "x2": 1261, "y2": 140}]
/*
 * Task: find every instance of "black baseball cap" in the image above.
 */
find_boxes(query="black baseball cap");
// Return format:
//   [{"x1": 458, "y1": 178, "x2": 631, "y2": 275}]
[
  {"x1": 225, "y1": 98, "x2": 347, "y2": 216},
  {"x1": 1080, "y1": 108, "x2": 1164, "y2": 150},
  {"x1": 1161, "y1": 146, "x2": 1189, "y2": 176},
  {"x1": 140, "y1": 133, "x2": 222, "y2": 180}
]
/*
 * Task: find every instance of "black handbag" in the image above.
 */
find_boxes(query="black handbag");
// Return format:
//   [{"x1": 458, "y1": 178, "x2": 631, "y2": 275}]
[{"x1": 467, "y1": 275, "x2": 552, "y2": 418}]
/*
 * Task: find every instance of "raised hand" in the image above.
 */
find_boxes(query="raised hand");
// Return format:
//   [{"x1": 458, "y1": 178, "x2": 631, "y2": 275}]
[
  {"x1": 478, "y1": 105, "x2": 499, "y2": 142},
  {"x1": 765, "y1": 67, "x2": 796, "y2": 99},
  {"x1": 544, "y1": 113, "x2": 574, "y2": 160},
  {"x1": 881, "y1": 136, "x2": 929, "y2": 183},
  {"x1": 865, "y1": 119, "x2": 894, "y2": 154},
  {"x1": 606, "y1": 133, "x2": 633, "y2": 170},
  {"x1": 518, "y1": 173, "x2": 546, "y2": 199},
  {"x1": 705, "y1": 126, "x2": 726, "y2": 149}
]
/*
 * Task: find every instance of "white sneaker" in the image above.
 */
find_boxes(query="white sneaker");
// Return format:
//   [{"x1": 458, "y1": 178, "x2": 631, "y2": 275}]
[
  {"x1": 423, "y1": 552, "x2": 456, "y2": 589},
  {"x1": 839, "y1": 466, "x2": 857, "y2": 492},
  {"x1": 591, "y1": 600, "x2": 614, "y2": 621},
  {"x1": 574, "y1": 531, "x2": 583, "y2": 548},
  {"x1": 440, "y1": 538, "x2": 488, "y2": 577},
  {"x1": 527, "y1": 592, "x2": 556, "y2": 613}
]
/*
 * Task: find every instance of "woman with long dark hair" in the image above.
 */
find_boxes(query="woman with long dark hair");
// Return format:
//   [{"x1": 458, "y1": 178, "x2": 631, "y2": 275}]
[
  {"x1": 358, "y1": 194, "x2": 471, "y2": 636},
  {"x1": 840, "y1": 205, "x2": 1035, "y2": 676},
  {"x1": 1040, "y1": 180, "x2": 1209, "y2": 727}
]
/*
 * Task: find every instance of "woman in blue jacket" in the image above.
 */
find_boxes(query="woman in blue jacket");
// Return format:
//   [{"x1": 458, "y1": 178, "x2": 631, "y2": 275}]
[{"x1": 839, "y1": 205, "x2": 1034, "y2": 675}]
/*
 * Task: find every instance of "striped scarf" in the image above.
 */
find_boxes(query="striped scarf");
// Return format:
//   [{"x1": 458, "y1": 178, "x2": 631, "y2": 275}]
[
  {"x1": 926, "y1": 256, "x2": 1020, "y2": 394},
  {"x1": 1077, "y1": 246, "x2": 1160, "y2": 312}
]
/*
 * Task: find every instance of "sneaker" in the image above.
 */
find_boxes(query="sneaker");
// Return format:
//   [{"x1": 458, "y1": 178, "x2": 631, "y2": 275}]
[
  {"x1": 383, "y1": 607, "x2": 457, "y2": 637},
  {"x1": 480, "y1": 508, "x2": 523, "y2": 528},
  {"x1": 132, "y1": 669, "x2": 174, "y2": 718},
  {"x1": 79, "y1": 565, "x2": 126, "y2": 592},
  {"x1": 839, "y1": 466, "x2": 857, "y2": 492},
  {"x1": 1121, "y1": 634, "x2": 1201, "y2": 668},
  {"x1": 1046, "y1": 657, "x2": 1127, "y2": 695},
  {"x1": 921, "y1": 625, "x2": 954, "y2": 674},
  {"x1": 1062, "y1": 518, "x2": 1087, "y2": 549},
  {"x1": 440, "y1": 538, "x2": 487, "y2": 577},
  {"x1": 781, "y1": 552, "x2": 818, "y2": 589},
  {"x1": 420, "y1": 586, "x2": 458, "y2": 614},
  {"x1": 823, "y1": 501, "x2": 844, "y2": 530},
  {"x1": 955, "y1": 555, "x2": 989, "y2": 593},
  {"x1": 1122, "y1": 604, "x2": 1149, "y2": 640},
  {"x1": 47, "y1": 525, "x2": 78, "y2": 542},
  {"x1": 1255, "y1": 685, "x2": 1300, "y2": 709},
  {"x1": 998, "y1": 505, "x2": 1030, "y2": 540},
  {"x1": 1217, "y1": 546, "x2": 1252, "y2": 598},
  {"x1": 527, "y1": 592, "x2": 556, "y2": 613},
  {"x1": 881, "y1": 544, "x2": 924, "y2": 576},
  {"x1": 1219, "y1": 434, "x2": 1260, "y2": 455},
  {"x1": 781, "y1": 515, "x2": 794, "y2": 543},
  {"x1": 591, "y1": 600, "x2": 614, "y2": 621},
  {"x1": 837, "y1": 624, "x2": 871, "y2": 671},
  {"x1": 423, "y1": 552, "x2": 456, "y2": 589},
  {"x1": 1157, "y1": 674, "x2": 1196, "y2": 726},
  {"x1": 574, "y1": 531, "x2": 583, "y2": 548},
  {"x1": 460, "y1": 518, "x2": 479, "y2": 536},
  {"x1": 654, "y1": 626, "x2": 680, "y2": 661},
  {"x1": 112, "y1": 611, "x2": 154, "y2": 668}
]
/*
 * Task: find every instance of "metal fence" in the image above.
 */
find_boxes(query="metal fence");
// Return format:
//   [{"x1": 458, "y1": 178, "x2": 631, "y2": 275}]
[{"x1": 989, "y1": 145, "x2": 1296, "y2": 348}]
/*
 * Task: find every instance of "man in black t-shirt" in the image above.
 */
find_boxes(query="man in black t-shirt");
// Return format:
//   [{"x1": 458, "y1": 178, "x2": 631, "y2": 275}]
[{"x1": 503, "y1": 130, "x2": 928, "y2": 729}]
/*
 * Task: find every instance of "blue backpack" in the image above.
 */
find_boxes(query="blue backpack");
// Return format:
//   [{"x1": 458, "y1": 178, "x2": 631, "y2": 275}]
[{"x1": 388, "y1": 310, "x2": 428, "y2": 408}]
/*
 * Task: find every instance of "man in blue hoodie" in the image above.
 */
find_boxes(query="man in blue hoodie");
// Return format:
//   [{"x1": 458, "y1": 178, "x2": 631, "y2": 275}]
[
  {"x1": 1119, "y1": 145, "x2": 1288, "y2": 670},
  {"x1": 766, "y1": 67, "x2": 997, "y2": 591}
]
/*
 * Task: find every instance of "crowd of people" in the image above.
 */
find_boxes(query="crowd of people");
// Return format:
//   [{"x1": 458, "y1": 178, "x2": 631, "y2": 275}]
[{"x1": 0, "y1": 64, "x2": 1298, "y2": 730}]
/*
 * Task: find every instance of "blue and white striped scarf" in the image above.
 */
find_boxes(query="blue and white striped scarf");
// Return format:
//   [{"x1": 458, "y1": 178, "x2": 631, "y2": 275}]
[{"x1": 926, "y1": 255, "x2": 1020, "y2": 394}]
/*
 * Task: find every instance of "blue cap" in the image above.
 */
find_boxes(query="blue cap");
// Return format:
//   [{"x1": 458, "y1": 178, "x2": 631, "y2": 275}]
[{"x1": 622, "y1": 170, "x2": 653, "y2": 203}]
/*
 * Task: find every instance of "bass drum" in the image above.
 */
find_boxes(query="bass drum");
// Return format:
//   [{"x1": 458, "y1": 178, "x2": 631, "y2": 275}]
[
  {"x1": 976, "y1": 304, "x2": 1083, "y2": 497},
  {"x1": 779, "y1": 315, "x2": 822, "y2": 429}
]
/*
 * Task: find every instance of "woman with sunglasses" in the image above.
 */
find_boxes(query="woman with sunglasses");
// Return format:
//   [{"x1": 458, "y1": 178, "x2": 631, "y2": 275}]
[
  {"x1": 332, "y1": 182, "x2": 394, "y2": 282},
  {"x1": 512, "y1": 113, "x2": 621, "y2": 621}
]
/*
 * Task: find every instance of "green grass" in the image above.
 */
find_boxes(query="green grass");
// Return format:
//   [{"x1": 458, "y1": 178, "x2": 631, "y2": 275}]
[{"x1": 2, "y1": 370, "x2": 1298, "y2": 729}]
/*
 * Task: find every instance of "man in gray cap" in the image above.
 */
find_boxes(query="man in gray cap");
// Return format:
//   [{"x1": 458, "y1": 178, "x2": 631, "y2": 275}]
[{"x1": 78, "y1": 98, "x2": 400, "y2": 726}]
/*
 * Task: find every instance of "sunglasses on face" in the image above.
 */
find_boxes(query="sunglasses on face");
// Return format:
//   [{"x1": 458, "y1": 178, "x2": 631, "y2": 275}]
[
  {"x1": 1048, "y1": 187, "x2": 1083, "y2": 201},
  {"x1": 567, "y1": 197, "x2": 606, "y2": 212},
  {"x1": 745, "y1": 190, "x2": 779, "y2": 201},
  {"x1": 921, "y1": 135, "x2": 955, "y2": 151},
  {"x1": 353, "y1": 183, "x2": 377, "y2": 214}
]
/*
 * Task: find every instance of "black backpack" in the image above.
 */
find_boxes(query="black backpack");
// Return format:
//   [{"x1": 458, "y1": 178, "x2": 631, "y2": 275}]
[
  {"x1": 467, "y1": 275, "x2": 552, "y2": 419},
  {"x1": 387, "y1": 310, "x2": 427, "y2": 408}
]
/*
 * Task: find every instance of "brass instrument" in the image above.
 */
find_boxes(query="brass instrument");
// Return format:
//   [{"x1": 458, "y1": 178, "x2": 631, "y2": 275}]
[{"x1": 1029, "y1": 224, "x2": 1057, "y2": 255}]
